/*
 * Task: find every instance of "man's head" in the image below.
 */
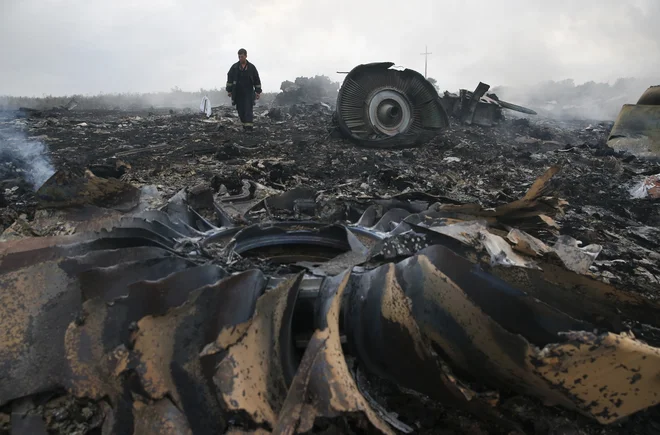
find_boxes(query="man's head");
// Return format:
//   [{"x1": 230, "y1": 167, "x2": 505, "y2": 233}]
[{"x1": 238, "y1": 48, "x2": 247, "y2": 64}]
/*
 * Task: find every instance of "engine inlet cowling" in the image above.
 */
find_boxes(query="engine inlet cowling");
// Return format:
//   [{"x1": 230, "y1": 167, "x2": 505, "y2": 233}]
[{"x1": 335, "y1": 62, "x2": 449, "y2": 148}]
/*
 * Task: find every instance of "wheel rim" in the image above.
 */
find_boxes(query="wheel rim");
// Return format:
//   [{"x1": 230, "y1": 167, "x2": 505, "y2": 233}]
[{"x1": 367, "y1": 89, "x2": 412, "y2": 136}]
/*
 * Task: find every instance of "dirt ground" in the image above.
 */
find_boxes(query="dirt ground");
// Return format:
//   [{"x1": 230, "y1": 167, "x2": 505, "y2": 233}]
[{"x1": 1, "y1": 104, "x2": 659, "y2": 434}]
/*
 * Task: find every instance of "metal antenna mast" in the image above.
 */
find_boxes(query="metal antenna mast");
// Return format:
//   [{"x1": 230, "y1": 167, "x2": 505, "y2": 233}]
[{"x1": 420, "y1": 45, "x2": 432, "y2": 78}]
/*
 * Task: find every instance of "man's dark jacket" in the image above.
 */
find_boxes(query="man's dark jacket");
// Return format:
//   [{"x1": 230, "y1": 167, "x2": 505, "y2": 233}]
[{"x1": 226, "y1": 61, "x2": 262, "y2": 100}]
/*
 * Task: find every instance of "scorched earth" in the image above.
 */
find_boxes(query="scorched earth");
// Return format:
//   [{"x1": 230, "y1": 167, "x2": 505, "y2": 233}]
[{"x1": 0, "y1": 101, "x2": 659, "y2": 435}]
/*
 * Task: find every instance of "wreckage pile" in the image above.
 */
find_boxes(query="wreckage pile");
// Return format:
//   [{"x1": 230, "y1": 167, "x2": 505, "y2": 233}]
[
  {"x1": 1, "y1": 88, "x2": 660, "y2": 435},
  {"x1": 274, "y1": 75, "x2": 339, "y2": 107}
]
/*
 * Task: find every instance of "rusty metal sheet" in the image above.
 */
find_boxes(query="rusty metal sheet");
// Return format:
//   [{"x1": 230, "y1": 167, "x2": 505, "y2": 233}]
[
  {"x1": 342, "y1": 259, "x2": 521, "y2": 432},
  {"x1": 206, "y1": 273, "x2": 302, "y2": 427},
  {"x1": 272, "y1": 271, "x2": 394, "y2": 435},
  {"x1": 0, "y1": 223, "x2": 203, "y2": 409},
  {"x1": 131, "y1": 270, "x2": 267, "y2": 434},
  {"x1": 489, "y1": 258, "x2": 660, "y2": 331},
  {"x1": 0, "y1": 245, "x2": 173, "y2": 403},
  {"x1": 63, "y1": 264, "x2": 228, "y2": 401},
  {"x1": 3, "y1": 184, "x2": 659, "y2": 435},
  {"x1": 353, "y1": 243, "x2": 592, "y2": 348},
  {"x1": 0, "y1": 257, "x2": 82, "y2": 406},
  {"x1": 378, "y1": 247, "x2": 660, "y2": 424},
  {"x1": 533, "y1": 331, "x2": 660, "y2": 422},
  {"x1": 398, "y1": 216, "x2": 659, "y2": 333},
  {"x1": 0, "y1": 250, "x2": 198, "y2": 407}
]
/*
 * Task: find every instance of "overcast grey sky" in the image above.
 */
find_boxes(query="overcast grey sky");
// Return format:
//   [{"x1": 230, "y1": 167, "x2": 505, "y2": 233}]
[{"x1": 1, "y1": 0, "x2": 659, "y2": 97}]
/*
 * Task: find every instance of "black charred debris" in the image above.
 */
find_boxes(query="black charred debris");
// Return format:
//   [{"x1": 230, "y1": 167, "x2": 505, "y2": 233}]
[{"x1": 0, "y1": 88, "x2": 659, "y2": 435}]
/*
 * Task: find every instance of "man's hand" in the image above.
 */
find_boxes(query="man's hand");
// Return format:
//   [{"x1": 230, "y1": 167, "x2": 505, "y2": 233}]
[
  {"x1": 227, "y1": 92, "x2": 232, "y2": 98},
  {"x1": 255, "y1": 93, "x2": 260, "y2": 100}
]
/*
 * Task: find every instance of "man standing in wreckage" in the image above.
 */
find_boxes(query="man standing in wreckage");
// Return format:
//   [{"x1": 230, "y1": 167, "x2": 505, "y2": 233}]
[{"x1": 226, "y1": 48, "x2": 262, "y2": 131}]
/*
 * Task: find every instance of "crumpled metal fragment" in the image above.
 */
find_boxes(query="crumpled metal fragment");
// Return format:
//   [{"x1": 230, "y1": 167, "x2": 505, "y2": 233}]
[
  {"x1": 63, "y1": 263, "x2": 228, "y2": 400},
  {"x1": 2, "y1": 167, "x2": 660, "y2": 434},
  {"x1": 272, "y1": 271, "x2": 395, "y2": 434},
  {"x1": 131, "y1": 270, "x2": 266, "y2": 434},
  {"x1": 607, "y1": 85, "x2": 660, "y2": 159},
  {"x1": 204, "y1": 273, "x2": 302, "y2": 427},
  {"x1": 359, "y1": 246, "x2": 660, "y2": 424},
  {"x1": 0, "y1": 227, "x2": 187, "y2": 407}
]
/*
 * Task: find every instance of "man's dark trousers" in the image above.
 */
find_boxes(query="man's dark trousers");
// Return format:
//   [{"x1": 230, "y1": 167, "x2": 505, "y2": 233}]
[{"x1": 234, "y1": 90, "x2": 254, "y2": 128}]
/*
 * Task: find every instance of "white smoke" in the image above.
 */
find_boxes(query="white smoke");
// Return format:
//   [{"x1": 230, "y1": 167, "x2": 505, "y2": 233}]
[
  {"x1": 0, "y1": 129, "x2": 56, "y2": 190},
  {"x1": 491, "y1": 77, "x2": 658, "y2": 121}
]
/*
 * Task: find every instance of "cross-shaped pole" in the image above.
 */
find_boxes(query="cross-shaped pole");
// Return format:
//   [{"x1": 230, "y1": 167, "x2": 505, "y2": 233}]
[{"x1": 420, "y1": 45, "x2": 432, "y2": 78}]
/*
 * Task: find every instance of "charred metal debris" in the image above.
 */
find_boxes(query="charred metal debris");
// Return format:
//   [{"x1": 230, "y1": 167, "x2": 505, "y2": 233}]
[
  {"x1": 439, "y1": 81, "x2": 538, "y2": 128},
  {"x1": 335, "y1": 63, "x2": 450, "y2": 148},
  {"x1": 608, "y1": 85, "x2": 660, "y2": 160},
  {"x1": 333, "y1": 63, "x2": 537, "y2": 147},
  {"x1": 1, "y1": 165, "x2": 660, "y2": 435}
]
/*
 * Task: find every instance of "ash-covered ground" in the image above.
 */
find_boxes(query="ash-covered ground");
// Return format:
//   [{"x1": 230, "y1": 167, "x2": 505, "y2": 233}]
[
  {"x1": 1, "y1": 104, "x2": 659, "y2": 434},
  {"x1": 2, "y1": 105, "x2": 659, "y2": 293}
]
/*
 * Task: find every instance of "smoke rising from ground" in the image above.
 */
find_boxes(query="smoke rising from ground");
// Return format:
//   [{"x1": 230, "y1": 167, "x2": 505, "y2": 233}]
[
  {"x1": 2, "y1": 73, "x2": 655, "y2": 123},
  {"x1": 492, "y1": 77, "x2": 658, "y2": 121},
  {"x1": 0, "y1": 129, "x2": 56, "y2": 190}
]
